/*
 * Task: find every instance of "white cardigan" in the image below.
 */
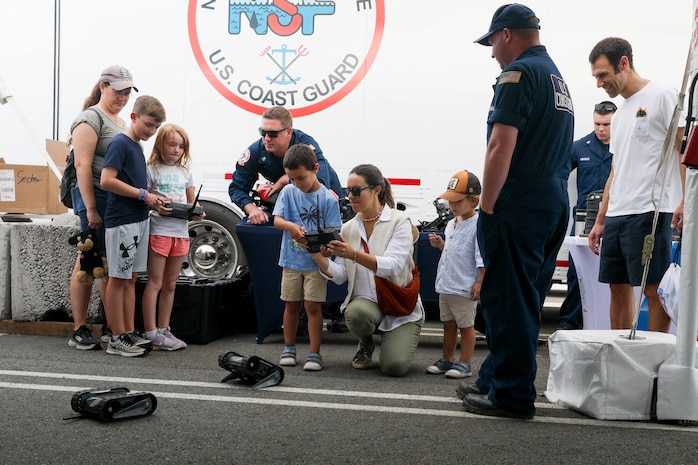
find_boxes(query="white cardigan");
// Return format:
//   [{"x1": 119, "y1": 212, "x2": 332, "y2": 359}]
[{"x1": 324, "y1": 207, "x2": 423, "y2": 332}]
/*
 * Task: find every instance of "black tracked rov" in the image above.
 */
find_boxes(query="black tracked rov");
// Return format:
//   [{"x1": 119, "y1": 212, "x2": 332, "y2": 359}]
[{"x1": 68, "y1": 387, "x2": 157, "y2": 422}]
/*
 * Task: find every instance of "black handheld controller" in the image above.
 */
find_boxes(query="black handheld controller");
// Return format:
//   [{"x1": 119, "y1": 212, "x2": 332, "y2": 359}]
[
  {"x1": 163, "y1": 184, "x2": 204, "y2": 220},
  {"x1": 305, "y1": 228, "x2": 342, "y2": 253},
  {"x1": 303, "y1": 194, "x2": 341, "y2": 253},
  {"x1": 164, "y1": 203, "x2": 205, "y2": 220}
]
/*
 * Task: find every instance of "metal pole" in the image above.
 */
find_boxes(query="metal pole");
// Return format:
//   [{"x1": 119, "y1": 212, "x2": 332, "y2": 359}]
[{"x1": 52, "y1": 0, "x2": 61, "y2": 140}]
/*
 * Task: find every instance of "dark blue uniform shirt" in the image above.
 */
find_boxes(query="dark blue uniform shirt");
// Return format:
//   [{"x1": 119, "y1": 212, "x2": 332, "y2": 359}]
[
  {"x1": 228, "y1": 129, "x2": 343, "y2": 209},
  {"x1": 571, "y1": 131, "x2": 612, "y2": 209},
  {"x1": 487, "y1": 45, "x2": 574, "y2": 190}
]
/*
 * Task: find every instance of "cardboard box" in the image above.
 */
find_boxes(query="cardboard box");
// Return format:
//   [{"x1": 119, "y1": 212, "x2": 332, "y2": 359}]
[{"x1": 0, "y1": 139, "x2": 69, "y2": 215}]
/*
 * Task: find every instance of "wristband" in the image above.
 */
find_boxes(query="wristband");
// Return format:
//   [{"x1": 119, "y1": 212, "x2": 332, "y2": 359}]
[
  {"x1": 353, "y1": 250, "x2": 357, "y2": 261},
  {"x1": 138, "y1": 188, "x2": 148, "y2": 202}
]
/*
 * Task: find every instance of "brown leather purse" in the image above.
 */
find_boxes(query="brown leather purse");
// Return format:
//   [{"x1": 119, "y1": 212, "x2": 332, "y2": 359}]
[{"x1": 361, "y1": 240, "x2": 419, "y2": 317}]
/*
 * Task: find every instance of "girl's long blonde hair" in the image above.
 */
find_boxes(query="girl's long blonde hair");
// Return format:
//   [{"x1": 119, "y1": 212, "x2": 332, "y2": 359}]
[{"x1": 148, "y1": 123, "x2": 192, "y2": 170}]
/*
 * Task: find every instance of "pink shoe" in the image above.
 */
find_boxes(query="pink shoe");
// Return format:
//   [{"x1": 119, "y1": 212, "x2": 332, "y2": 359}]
[
  {"x1": 150, "y1": 331, "x2": 185, "y2": 351},
  {"x1": 160, "y1": 327, "x2": 187, "y2": 349}
]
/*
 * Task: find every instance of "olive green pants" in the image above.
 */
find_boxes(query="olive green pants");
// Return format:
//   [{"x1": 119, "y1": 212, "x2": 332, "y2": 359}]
[{"x1": 344, "y1": 297, "x2": 423, "y2": 377}]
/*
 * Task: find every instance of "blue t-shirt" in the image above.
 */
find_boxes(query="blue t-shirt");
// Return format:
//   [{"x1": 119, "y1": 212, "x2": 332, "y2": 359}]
[
  {"x1": 487, "y1": 45, "x2": 574, "y2": 187},
  {"x1": 272, "y1": 184, "x2": 341, "y2": 271},
  {"x1": 102, "y1": 133, "x2": 149, "y2": 228},
  {"x1": 228, "y1": 129, "x2": 343, "y2": 209}
]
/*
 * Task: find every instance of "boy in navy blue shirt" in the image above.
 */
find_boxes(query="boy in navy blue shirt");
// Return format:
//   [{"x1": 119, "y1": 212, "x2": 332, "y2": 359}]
[{"x1": 101, "y1": 95, "x2": 167, "y2": 357}]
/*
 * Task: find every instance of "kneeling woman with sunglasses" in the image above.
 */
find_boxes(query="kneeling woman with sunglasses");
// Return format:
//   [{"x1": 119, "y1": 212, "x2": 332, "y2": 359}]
[{"x1": 311, "y1": 164, "x2": 424, "y2": 377}]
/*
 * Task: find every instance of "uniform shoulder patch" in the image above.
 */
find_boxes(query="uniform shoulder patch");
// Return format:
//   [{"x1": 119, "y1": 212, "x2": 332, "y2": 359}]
[
  {"x1": 237, "y1": 148, "x2": 251, "y2": 166},
  {"x1": 498, "y1": 71, "x2": 522, "y2": 84}
]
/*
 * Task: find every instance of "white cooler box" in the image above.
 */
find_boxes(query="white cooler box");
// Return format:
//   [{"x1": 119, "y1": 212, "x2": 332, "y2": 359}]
[{"x1": 545, "y1": 329, "x2": 677, "y2": 420}]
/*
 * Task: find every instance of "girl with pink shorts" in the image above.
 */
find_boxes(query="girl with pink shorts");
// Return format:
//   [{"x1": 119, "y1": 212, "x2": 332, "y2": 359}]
[{"x1": 141, "y1": 124, "x2": 205, "y2": 350}]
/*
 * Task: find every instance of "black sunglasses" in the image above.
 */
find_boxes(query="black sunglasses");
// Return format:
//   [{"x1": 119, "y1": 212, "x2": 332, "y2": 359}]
[
  {"x1": 258, "y1": 127, "x2": 289, "y2": 138},
  {"x1": 348, "y1": 185, "x2": 373, "y2": 197},
  {"x1": 594, "y1": 102, "x2": 617, "y2": 112}
]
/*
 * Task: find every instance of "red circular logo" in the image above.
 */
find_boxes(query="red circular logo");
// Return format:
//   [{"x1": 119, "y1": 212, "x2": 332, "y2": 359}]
[{"x1": 188, "y1": 0, "x2": 385, "y2": 117}]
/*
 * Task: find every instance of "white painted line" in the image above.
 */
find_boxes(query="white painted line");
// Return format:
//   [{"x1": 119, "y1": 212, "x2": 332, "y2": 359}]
[
  {"x1": 1, "y1": 380, "x2": 695, "y2": 432},
  {"x1": 0, "y1": 369, "x2": 226, "y2": 389},
  {"x1": 0, "y1": 369, "x2": 560, "y2": 407}
]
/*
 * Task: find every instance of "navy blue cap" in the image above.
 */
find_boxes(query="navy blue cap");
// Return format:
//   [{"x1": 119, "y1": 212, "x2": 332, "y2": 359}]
[{"x1": 474, "y1": 3, "x2": 540, "y2": 46}]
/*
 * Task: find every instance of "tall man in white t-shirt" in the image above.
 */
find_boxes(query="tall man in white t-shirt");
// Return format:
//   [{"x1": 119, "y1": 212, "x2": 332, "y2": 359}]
[{"x1": 587, "y1": 37, "x2": 685, "y2": 332}]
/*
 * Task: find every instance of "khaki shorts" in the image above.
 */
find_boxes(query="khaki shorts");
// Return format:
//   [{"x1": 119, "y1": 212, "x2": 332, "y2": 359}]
[
  {"x1": 439, "y1": 293, "x2": 477, "y2": 328},
  {"x1": 280, "y1": 268, "x2": 327, "y2": 302},
  {"x1": 105, "y1": 219, "x2": 149, "y2": 279}
]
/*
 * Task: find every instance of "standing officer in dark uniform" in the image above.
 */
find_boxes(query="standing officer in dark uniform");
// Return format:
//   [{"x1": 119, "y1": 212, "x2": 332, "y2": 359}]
[
  {"x1": 559, "y1": 101, "x2": 616, "y2": 330},
  {"x1": 458, "y1": 3, "x2": 574, "y2": 420},
  {"x1": 228, "y1": 106, "x2": 343, "y2": 224}
]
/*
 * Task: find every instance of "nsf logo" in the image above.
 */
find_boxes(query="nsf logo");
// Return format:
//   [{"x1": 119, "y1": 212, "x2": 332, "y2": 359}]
[{"x1": 188, "y1": 0, "x2": 385, "y2": 116}]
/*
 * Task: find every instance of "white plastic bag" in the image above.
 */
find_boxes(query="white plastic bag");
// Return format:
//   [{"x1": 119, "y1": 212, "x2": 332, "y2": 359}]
[{"x1": 658, "y1": 262, "x2": 680, "y2": 324}]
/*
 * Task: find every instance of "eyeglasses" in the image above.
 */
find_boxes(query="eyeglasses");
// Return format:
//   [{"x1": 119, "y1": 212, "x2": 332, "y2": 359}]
[
  {"x1": 258, "y1": 127, "x2": 289, "y2": 138},
  {"x1": 348, "y1": 186, "x2": 373, "y2": 197},
  {"x1": 595, "y1": 102, "x2": 617, "y2": 112}
]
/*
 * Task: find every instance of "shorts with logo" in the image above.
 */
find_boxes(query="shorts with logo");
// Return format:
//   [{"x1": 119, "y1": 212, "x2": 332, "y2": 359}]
[
  {"x1": 439, "y1": 293, "x2": 477, "y2": 328},
  {"x1": 105, "y1": 219, "x2": 149, "y2": 279},
  {"x1": 280, "y1": 268, "x2": 327, "y2": 302},
  {"x1": 599, "y1": 212, "x2": 672, "y2": 286},
  {"x1": 149, "y1": 235, "x2": 190, "y2": 258}
]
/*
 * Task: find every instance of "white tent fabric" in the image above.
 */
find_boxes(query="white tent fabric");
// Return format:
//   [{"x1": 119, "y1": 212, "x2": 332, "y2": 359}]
[
  {"x1": 546, "y1": 330, "x2": 678, "y2": 420},
  {"x1": 657, "y1": 168, "x2": 698, "y2": 421}
]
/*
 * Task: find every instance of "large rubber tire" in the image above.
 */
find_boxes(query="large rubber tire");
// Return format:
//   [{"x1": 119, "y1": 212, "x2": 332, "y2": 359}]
[{"x1": 181, "y1": 199, "x2": 246, "y2": 279}]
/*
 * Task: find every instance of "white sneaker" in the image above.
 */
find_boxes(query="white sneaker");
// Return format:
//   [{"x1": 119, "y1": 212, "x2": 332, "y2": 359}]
[
  {"x1": 106, "y1": 334, "x2": 146, "y2": 357},
  {"x1": 445, "y1": 361, "x2": 472, "y2": 379},
  {"x1": 279, "y1": 347, "x2": 297, "y2": 366},
  {"x1": 127, "y1": 330, "x2": 154, "y2": 353},
  {"x1": 303, "y1": 353, "x2": 324, "y2": 371}
]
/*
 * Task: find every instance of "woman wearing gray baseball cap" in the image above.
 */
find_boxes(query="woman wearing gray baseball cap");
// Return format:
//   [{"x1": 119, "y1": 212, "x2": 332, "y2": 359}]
[
  {"x1": 98, "y1": 65, "x2": 139, "y2": 92},
  {"x1": 67, "y1": 65, "x2": 142, "y2": 352}
]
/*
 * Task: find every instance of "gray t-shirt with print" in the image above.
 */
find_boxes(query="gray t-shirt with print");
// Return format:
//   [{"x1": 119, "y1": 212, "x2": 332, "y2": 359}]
[{"x1": 69, "y1": 106, "x2": 125, "y2": 189}]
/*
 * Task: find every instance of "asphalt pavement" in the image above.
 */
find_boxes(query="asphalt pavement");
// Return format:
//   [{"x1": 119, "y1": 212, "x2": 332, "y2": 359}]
[{"x1": 1, "y1": 287, "x2": 698, "y2": 464}]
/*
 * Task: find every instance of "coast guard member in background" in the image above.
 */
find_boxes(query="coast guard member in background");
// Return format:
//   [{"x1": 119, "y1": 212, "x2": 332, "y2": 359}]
[{"x1": 559, "y1": 101, "x2": 615, "y2": 330}]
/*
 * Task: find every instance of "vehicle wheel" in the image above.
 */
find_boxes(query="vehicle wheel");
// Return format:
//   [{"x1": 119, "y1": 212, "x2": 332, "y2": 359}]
[{"x1": 182, "y1": 199, "x2": 246, "y2": 279}]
